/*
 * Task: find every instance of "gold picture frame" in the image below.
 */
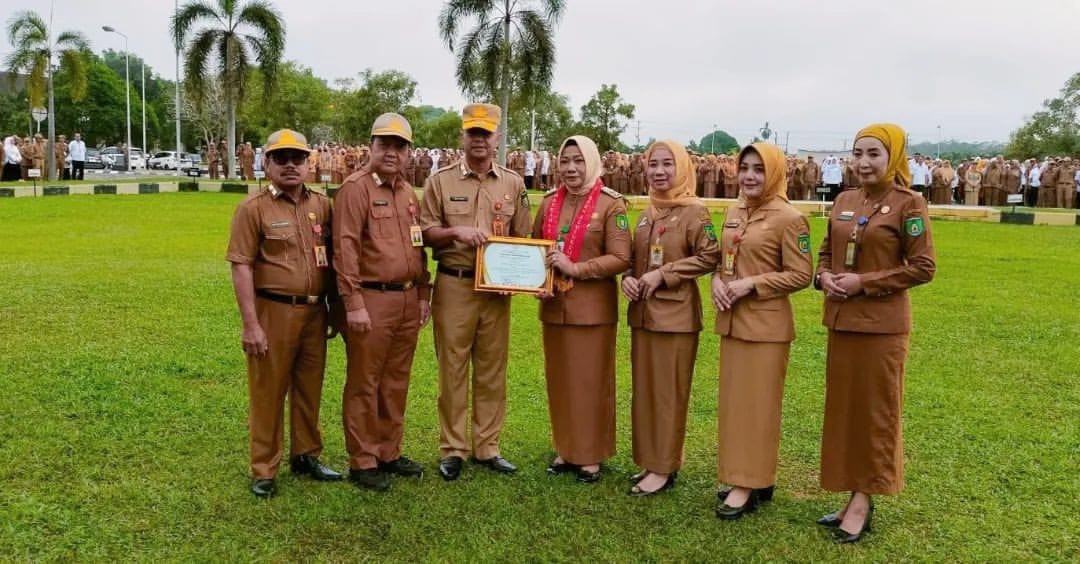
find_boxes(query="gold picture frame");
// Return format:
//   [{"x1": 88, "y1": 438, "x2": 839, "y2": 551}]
[{"x1": 474, "y1": 236, "x2": 555, "y2": 295}]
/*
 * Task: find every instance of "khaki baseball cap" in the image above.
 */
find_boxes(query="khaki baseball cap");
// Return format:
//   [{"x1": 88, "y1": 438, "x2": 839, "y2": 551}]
[
  {"x1": 264, "y1": 129, "x2": 311, "y2": 154},
  {"x1": 370, "y1": 113, "x2": 413, "y2": 143},
  {"x1": 462, "y1": 103, "x2": 500, "y2": 132}
]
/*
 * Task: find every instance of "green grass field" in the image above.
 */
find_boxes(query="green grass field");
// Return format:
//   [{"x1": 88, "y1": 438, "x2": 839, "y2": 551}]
[{"x1": 1, "y1": 193, "x2": 1078, "y2": 562}]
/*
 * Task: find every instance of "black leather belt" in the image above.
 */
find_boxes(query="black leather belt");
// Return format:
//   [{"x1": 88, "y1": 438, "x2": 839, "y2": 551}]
[
  {"x1": 359, "y1": 281, "x2": 417, "y2": 291},
  {"x1": 256, "y1": 289, "x2": 325, "y2": 306},
  {"x1": 437, "y1": 265, "x2": 475, "y2": 279}
]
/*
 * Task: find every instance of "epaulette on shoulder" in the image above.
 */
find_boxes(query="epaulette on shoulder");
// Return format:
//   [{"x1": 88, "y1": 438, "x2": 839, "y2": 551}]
[
  {"x1": 600, "y1": 186, "x2": 623, "y2": 199},
  {"x1": 543, "y1": 187, "x2": 559, "y2": 198},
  {"x1": 497, "y1": 164, "x2": 521, "y2": 179}
]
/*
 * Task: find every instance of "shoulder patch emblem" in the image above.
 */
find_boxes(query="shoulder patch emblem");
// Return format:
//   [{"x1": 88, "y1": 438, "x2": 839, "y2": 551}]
[
  {"x1": 520, "y1": 190, "x2": 530, "y2": 209},
  {"x1": 798, "y1": 233, "x2": 811, "y2": 253},
  {"x1": 904, "y1": 216, "x2": 925, "y2": 237},
  {"x1": 703, "y1": 223, "x2": 717, "y2": 241},
  {"x1": 615, "y1": 214, "x2": 629, "y2": 231}
]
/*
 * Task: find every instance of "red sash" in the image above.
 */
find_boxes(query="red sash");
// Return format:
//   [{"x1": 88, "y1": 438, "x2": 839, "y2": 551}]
[{"x1": 542, "y1": 179, "x2": 603, "y2": 261}]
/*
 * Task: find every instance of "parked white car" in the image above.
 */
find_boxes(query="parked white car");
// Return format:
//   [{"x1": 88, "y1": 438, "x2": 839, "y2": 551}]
[
  {"x1": 100, "y1": 146, "x2": 147, "y2": 171},
  {"x1": 149, "y1": 151, "x2": 183, "y2": 170}
]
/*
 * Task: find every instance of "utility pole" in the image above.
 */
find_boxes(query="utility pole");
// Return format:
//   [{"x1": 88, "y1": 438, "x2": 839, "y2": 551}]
[{"x1": 635, "y1": 120, "x2": 641, "y2": 148}]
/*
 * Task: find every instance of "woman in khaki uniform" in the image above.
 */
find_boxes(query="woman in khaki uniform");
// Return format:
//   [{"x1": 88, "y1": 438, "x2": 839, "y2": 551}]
[
  {"x1": 533, "y1": 135, "x2": 631, "y2": 482},
  {"x1": 712, "y1": 143, "x2": 812, "y2": 519},
  {"x1": 815, "y1": 124, "x2": 935, "y2": 543},
  {"x1": 622, "y1": 140, "x2": 720, "y2": 496}
]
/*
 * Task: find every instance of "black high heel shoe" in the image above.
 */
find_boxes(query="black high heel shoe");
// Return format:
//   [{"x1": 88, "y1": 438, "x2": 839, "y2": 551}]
[
  {"x1": 575, "y1": 466, "x2": 602, "y2": 483},
  {"x1": 628, "y1": 472, "x2": 677, "y2": 496},
  {"x1": 546, "y1": 458, "x2": 578, "y2": 475},
  {"x1": 833, "y1": 503, "x2": 873, "y2": 544},
  {"x1": 816, "y1": 512, "x2": 842, "y2": 528},
  {"x1": 715, "y1": 488, "x2": 762, "y2": 520}
]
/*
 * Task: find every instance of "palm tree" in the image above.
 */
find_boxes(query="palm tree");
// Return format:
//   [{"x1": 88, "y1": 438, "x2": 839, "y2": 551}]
[
  {"x1": 5, "y1": 11, "x2": 90, "y2": 181},
  {"x1": 439, "y1": 0, "x2": 564, "y2": 164},
  {"x1": 172, "y1": 0, "x2": 285, "y2": 179}
]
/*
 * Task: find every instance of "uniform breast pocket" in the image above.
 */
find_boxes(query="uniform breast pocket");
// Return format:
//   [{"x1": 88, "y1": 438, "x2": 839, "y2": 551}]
[
  {"x1": 262, "y1": 231, "x2": 295, "y2": 263},
  {"x1": 370, "y1": 205, "x2": 396, "y2": 239},
  {"x1": 445, "y1": 201, "x2": 473, "y2": 226}
]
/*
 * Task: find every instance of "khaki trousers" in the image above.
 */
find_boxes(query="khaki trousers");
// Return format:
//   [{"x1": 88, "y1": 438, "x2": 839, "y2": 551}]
[
  {"x1": 432, "y1": 274, "x2": 510, "y2": 459},
  {"x1": 246, "y1": 298, "x2": 327, "y2": 479},
  {"x1": 342, "y1": 288, "x2": 421, "y2": 469}
]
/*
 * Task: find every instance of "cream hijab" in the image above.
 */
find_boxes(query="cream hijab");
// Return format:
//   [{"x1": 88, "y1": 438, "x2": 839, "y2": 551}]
[{"x1": 557, "y1": 135, "x2": 603, "y2": 195}]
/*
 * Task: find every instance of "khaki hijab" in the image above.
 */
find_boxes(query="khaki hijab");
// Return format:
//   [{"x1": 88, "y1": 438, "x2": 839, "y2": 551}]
[
  {"x1": 645, "y1": 139, "x2": 699, "y2": 208},
  {"x1": 737, "y1": 143, "x2": 789, "y2": 204}
]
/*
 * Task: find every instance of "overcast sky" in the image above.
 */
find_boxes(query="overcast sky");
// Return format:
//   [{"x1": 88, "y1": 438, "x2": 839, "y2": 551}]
[{"x1": 7, "y1": 0, "x2": 1079, "y2": 150}]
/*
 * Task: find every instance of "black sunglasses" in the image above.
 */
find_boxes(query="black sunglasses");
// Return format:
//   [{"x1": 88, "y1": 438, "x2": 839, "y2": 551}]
[{"x1": 269, "y1": 151, "x2": 308, "y2": 166}]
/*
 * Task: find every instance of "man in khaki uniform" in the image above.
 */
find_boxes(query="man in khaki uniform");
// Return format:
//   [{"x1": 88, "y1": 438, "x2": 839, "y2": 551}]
[
  {"x1": 225, "y1": 129, "x2": 343, "y2": 498},
  {"x1": 417, "y1": 149, "x2": 434, "y2": 188},
  {"x1": 420, "y1": 103, "x2": 531, "y2": 481},
  {"x1": 239, "y1": 142, "x2": 256, "y2": 180},
  {"x1": 802, "y1": 156, "x2": 821, "y2": 200},
  {"x1": 1055, "y1": 157, "x2": 1076, "y2": 209},
  {"x1": 207, "y1": 143, "x2": 220, "y2": 179},
  {"x1": 1039, "y1": 160, "x2": 1058, "y2": 208},
  {"x1": 54, "y1": 135, "x2": 68, "y2": 180},
  {"x1": 31, "y1": 134, "x2": 46, "y2": 173},
  {"x1": 981, "y1": 156, "x2": 1005, "y2": 206},
  {"x1": 334, "y1": 114, "x2": 431, "y2": 491}
]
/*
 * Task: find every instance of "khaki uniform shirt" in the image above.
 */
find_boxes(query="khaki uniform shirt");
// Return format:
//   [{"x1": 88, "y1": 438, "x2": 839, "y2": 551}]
[
  {"x1": 531, "y1": 187, "x2": 632, "y2": 325},
  {"x1": 817, "y1": 187, "x2": 935, "y2": 334},
  {"x1": 714, "y1": 198, "x2": 813, "y2": 342},
  {"x1": 627, "y1": 203, "x2": 721, "y2": 333},
  {"x1": 332, "y1": 168, "x2": 431, "y2": 312},
  {"x1": 420, "y1": 162, "x2": 531, "y2": 270},
  {"x1": 225, "y1": 186, "x2": 333, "y2": 297}
]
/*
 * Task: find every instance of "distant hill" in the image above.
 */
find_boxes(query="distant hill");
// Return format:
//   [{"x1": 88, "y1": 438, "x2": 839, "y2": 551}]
[{"x1": 909, "y1": 139, "x2": 1006, "y2": 158}]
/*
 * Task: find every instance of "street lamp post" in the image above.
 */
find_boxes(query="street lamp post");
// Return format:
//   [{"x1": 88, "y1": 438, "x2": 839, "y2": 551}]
[
  {"x1": 141, "y1": 60, "x2": 146, "y2": 159},
  {"x1": 937, "y1": 125, "x2": 942, "y2": 159},
  {"x1": 102, "y1": 26, "x2": 131, "y2": 174},
  {"x1": 711, "y1": 123, "x2": 717, "y2": 154},
  {"x1": 175, "y1": 0, "x2": 182, "y2": 178}
]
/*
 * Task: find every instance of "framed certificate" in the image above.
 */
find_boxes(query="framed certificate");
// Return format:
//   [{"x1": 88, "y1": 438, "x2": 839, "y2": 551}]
[{"x1": 475, "y1": 236, "x2": 555, "y2": 294}]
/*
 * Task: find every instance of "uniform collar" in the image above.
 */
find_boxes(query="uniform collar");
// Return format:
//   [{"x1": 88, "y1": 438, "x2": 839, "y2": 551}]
[
  {"x1": 268, "y1": 184, "x2": 307, "y2": 202},
  {"x1": 459, "y1": 161, "x2": 500, "y2": 179}
]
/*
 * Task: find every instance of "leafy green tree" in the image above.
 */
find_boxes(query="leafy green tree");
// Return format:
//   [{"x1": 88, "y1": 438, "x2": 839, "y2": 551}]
[
  {"x1": 578, "y1": 84, "x2": 635, "y2": 152},
  {"x1": 0, "y1": 90, "x2": 31, "y2": 136},
  {"x1": 5, "y1": 10, "x2": 90, "y2": 180},
  {"x1": 239, "y1": 61, "x2": 331, "y2": 144},
  {"x1": 438, "y1": 0, "x2": 565, "y2": 163},
  {"x1": 1006, "y1": 72, "x2": 1080, "y2": 159},
  {"x1": 507, "y1": 89, "x2": 574, "y2": 151},
  {"x1": 330, "y1": 69, "x2": 417, "y2": 143},
  {"x1": 697, "y1": 130, "x2": 739, "y2": 154},
  {"x1": 411, "y1": 110, "x2": 462, "y2": 148},
  {"x1": 52, "y1": 55, "x2": 128, "y2": 147},
  {"x1": 173, "y1": 0, "x2": 286, "y2": 178}
]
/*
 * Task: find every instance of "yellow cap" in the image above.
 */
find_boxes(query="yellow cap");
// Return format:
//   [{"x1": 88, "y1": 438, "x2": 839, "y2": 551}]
[
  {"x1": 462, "y1": 103, "x2": 501, "y2": 132},
  {"x1": 264, "y1": 129, "x2": 311, "y2": 154},
  {"x1": 370, "y1": 113, "x2": 413, "y2": 143}
]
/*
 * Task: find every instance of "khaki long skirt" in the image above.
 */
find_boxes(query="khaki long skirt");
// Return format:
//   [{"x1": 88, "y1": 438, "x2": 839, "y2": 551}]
[
  {"x1": 820, "y1": 330, "x2": 909, "y2": 495},
  {"x1": 717, "y1": 336, "x2": 790, "y2": 489},
  {"x1": 631, "y1": 328, "x2": 699, "y2": 474},
  {"x1": 542, "y1": 323, "x2": 616, "y2": 465}
]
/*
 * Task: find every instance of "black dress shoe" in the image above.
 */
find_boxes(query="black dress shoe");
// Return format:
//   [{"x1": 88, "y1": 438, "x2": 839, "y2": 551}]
[
  {"x1": 628, "y1": 472, "x2": 677, "y2": 497},
  {"x1": 290, "y1": 455, "x2": 344, "y2": 481},
  {"x1": 348, "y1": 468, "x2": 390, "y2": 492},
  {"x1": 378, "y1": 456, "x2": 424, "y2": 477},
  {"x1": 547, "y1": 459, "x2": 578, "y2": 475},
  {"x1": 816, "y1": 512, "x2": 843, "y2": 527},
  {"x1": 250, "y1": 478, "x2": 275, "y2": 498},
  {"x1": 756, "y1": 485, "x2": 775, "y2": 502},
  {"x1": 715, "y1": 488, "x2": 762, "y2": 520},
  {"x1": 833, "y1": 504, "x2": 873, "y2": 544},
  {"x1": 438, "y1": 456, "x2": 463, "y2": 481},
  {"x1": 470, "y1": 456, "x2": 517, "y2": 474},
  {"x1": 575, "y1": 466, "x2": 601, "y2": 483}
]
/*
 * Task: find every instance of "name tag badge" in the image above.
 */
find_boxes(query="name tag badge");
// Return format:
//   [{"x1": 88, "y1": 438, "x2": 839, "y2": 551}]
[
  {"x1": 724, "y1": 220, "x2": 740, "y2": 228},
  {"x1": 271, "y1": 221, "x2": 290, "y2": 228},
  {"x1": 410, "y1": 224, "x2": 424, "y2": 247},
  {"x1": 314, "y1": 245, "x2": 329, "y2": 268},
  {"x1": 649, "y1": 244, "x2": 664, "y2": 268},
  {"x1": 373, "y1": 200, "x2": 389, "y2": 206},
  {"x1": 723, "y1": 251, "x2": 736, "y2": 276},
  {"x1": 449, "y1": 196, "x2": 468, "y2": 202},
  {"x1": 838, "y1": 211, "x2": 855, "y2": 221}
]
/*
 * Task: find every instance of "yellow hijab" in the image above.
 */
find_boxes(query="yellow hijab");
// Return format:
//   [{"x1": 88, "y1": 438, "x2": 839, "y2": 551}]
[
  {"x1": 737, "y1": 143, "x2": 789, "y2": 203},
  {"x1": 557, "y1": 135, "x2": 603, "y2": 194},
  {"x1": 645, "y1": 139, "x2": 699, "y2": 208},
  {"x1": 854, "y1": 123, "x2": 911, "y2": 188}
]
